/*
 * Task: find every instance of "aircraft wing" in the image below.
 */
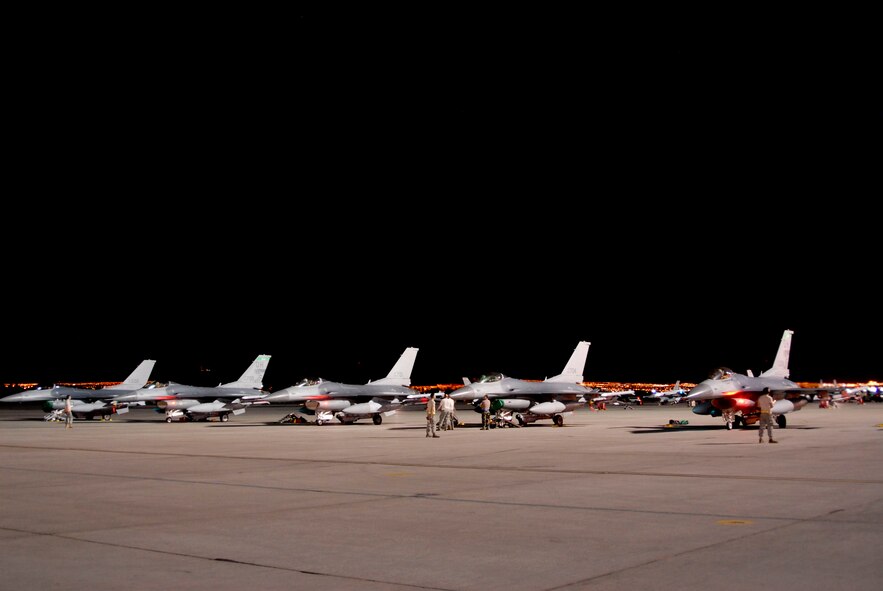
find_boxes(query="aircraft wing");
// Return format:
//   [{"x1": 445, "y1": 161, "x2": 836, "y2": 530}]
[
  {"x1": 719, "y1": 386, "x2": 835, "y2": 400},
  {"x1": 69, "y1": 401, "x2": 130, "y2": 419},
  {"x1": 402, "y1": 391, "x2": 442, "y2": 406},
  {"x1": 592, "y1": 389, "x2": 635, "y2": 401},
  {"x1": 770, "y1": 386, "x2": 840, "y2": 401},
  {"x1": 185, "y1": 400, "x2": 249, "y2": 417}
]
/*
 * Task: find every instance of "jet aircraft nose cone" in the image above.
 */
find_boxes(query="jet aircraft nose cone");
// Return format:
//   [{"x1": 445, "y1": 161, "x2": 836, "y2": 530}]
[
  {"x1": 1, "y1": 390, "x2": 55, "y2": 402},
  {"x1": 686, "y1": 383, "x2": 714, "y2": 400}
]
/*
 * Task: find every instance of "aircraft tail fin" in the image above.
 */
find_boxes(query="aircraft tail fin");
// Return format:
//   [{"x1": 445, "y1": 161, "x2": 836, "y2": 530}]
[
  {"x1": 221, "y1": 354, "x2": 272, "y2": 389},
  {"x1": 369, "y1": 347, "x2": 419, "y2": 386},
  {"x1": 106, "y1": 360, "x2": 157, "y2": 390},
  {"x1": 760, "y1": 329, "x2": 793, "y2": 379},
  {"x1": 546, "y1": 341, "x2": 591, "y2": 383},
  {"x1": 462, "y1": 377, "x2": 472, "y2": 385}
]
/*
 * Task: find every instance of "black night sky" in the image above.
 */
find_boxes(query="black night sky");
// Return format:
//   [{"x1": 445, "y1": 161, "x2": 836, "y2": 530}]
[{"x1": 2, "y1": 11, "x2": 878, "y2": 390}]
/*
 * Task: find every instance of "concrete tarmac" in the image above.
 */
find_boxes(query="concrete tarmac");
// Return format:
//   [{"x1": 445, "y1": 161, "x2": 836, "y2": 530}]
[{"x1": 1, "y1": 403, "x2": 882, "y2": 590}]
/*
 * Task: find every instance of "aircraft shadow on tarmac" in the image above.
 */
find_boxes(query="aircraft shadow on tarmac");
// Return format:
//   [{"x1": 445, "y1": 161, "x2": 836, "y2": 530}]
[{"x1": 629, "y1": 424, "x2": 821, "y2": 433}]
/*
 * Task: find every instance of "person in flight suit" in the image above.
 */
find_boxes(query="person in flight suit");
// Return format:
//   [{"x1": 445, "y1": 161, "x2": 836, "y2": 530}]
[
  {"x1": 757, "y1": 388, "x2": 777, "y2": 443},
  {"x1": 425, "y1": 394, "x2": 440, "y2": 438}
]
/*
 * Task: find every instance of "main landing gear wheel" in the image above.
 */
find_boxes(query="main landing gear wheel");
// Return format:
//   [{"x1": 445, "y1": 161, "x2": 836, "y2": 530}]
[
  {"x1": 316, "y1": 419, "x2": 325, "y2": 426},
  {"x1": 220, "y1": 414, "x2": 229, "y2": 422},
  {"x1": 165, "y1": 417, "x2": 173, "y2": 423},
  {"x1": 372, "y1": 414, "x2": 383, "y2": 425},
  {"x1": 553, "y1": 415, "x2": 564, "y2": 427},
  {"x1": 776, "y1": 415, "x2": 787, "y2": 428}
]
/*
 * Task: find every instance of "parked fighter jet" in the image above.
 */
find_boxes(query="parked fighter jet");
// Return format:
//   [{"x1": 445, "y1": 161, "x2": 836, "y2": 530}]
[
  {"x1": 685, "y1": 329, "x2": 833, "y2": 428},
  {"x1": 448, "y1": 341, "x2": 592, "y2": 426},
  {"x1": 263, "y1": 347, "x2": 419, "y2": 425},
  {"x1": 647, "y1": 381, "x2": 687, "y2": 404},
  {"x1": 111, "y1": 354, "x2": 271, "y2": 422},
  {"x1": 832, "y1": 381, "x2": 880, "y2": 400},
  {"x1": 0, "y1": 359, "x2": 156, "y2": 403},
  {"x1": 591, "y1": 388, "x2": 637, "y2": 404}
]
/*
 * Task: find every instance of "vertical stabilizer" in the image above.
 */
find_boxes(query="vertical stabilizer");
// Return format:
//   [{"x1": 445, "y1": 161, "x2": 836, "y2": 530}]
[
  {"x1": 221, "y1": 354, "x2": 272, "y2": 389},
  {"x1": 370, "y1": 347, "x2": 419, "y2": 386},
  {"x1": 760, "y1": 329, "x2": 793, "y2": 379},
  {"x1": 106, "y1": 359, "x2": 157, "y2": 390},
  {"x1": 546, "y1": 341, "x2": 591, "y2": 383}
]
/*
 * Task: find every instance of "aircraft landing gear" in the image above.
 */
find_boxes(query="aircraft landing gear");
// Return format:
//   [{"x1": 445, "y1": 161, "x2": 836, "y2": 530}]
[
  {"x1": 315, "y1": 411, "x2": 334, "y2": 425},
  {"x1": 553, "y1": 414, "x2": 564, "y2": 427},
  {"x1": 372, "y1": 414, "x2": 383, "y2": 425},
  {"x1": 776, "y1": 414, "x2": 787, "y2": 428}
]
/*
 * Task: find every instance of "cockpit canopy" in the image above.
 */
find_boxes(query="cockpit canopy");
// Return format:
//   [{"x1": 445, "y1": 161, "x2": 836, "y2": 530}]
[
  {"x1": 709, "y1": 367, "x2": 734, "y2": 381},
  {"x1": 292, "y1": 377, "x2": 324, "y2": 387},
  {"x1": 477, "y1": 372, "x2": 505, "y2": 383}
]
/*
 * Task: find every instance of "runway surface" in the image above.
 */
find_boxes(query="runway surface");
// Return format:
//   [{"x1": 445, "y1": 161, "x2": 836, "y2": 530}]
[{"x1": 1, "y1": 403, "x2": 882, "y2": 590}]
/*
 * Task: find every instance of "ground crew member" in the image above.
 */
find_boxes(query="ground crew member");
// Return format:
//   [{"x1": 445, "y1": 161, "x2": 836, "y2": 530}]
[
  {"x1": 757, "y1": 388, "x2": 777, "y2": 443},
  {"x1": 425, "y1": 394, "x2": 439, "y2": 438},
  {"x1": 64, "y1": 396, "x2": 73, "y2": 429},
  {"x1": 479, "y1": 395, "x2": 491, "y2": 430},
  {"x1": 438, "y1": 392, "x2": 455, "y2": 430}
]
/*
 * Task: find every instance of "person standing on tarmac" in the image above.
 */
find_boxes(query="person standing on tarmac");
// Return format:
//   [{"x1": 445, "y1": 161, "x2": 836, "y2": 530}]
[
  {"x1": 64, "y1": 396, "x2": 73, "y2": 429},
  {"x1": 438, "y1": 392, "x2": 455, "y2": 430},
  {"x1": 425, "y1": 394, "x2": 439, "y2": 438},
  {"x1": 757, "y1": 388, "x2": 777, "y2": 443},
  {"x1": 479, "y1": 395, "x2": 491, "y2": 430}
]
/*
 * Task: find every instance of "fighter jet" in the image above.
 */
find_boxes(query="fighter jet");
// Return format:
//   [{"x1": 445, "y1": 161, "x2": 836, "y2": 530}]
[
  {"x1": 1, "y1": 359, "x2": 157, "y2": 403},
  {"x1": 647, "y1": 381, "x2": 687, "y2": 404},
  {"x1": 685, "y1": 329, "x2": 834, "y2": 428},
  {"x1": 448, "y1": 341, "x2": 592, "y2": 427},
  {"x1": 833, "y1": 381, "x2": 880, "y2": 401},
  {"x1": 591, "y1": 388, "x2": 637, "y2": 404},
  {"x1": 263, "y1": 347, "x2": 419, "y2": 425},
  {"x1": 111, "y1": 354, "x2": 271, "y2": 422}
]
